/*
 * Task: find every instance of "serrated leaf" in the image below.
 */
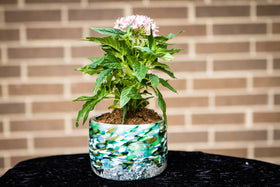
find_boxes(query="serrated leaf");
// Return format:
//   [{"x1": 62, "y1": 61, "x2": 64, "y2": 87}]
[
  {"x1": 88, "y1": 57, "x2": 105, "y2": 68},
  {"x1": 90, "y1": 27, "x2": 125, "y2": 36},
  {"x1": 133, "y1": 62, "x2": 148, "y2": 82},
  {"x1": 149, "y1": 74, "x2": 160, "y2": 88},
  {"x1": 159, "y1": 78, "x2": 177, "y2": 93},
  {"x1": 120, "y1": 86, "x2": 134, "y2": 107},
  {"x1": 93, "y1": 69, "x2": 112, "y2": 94}
]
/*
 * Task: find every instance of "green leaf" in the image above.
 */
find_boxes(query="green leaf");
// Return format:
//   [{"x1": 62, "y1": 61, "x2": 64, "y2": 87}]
[
  {"x1": 85, "y1": 36, "x2": 124, "y2": 54},
  {"x1": 88, "y1": 57, "x2": 105, "y2": 68},
  {"x1": 133, "y1": 61, "x2": 148, "y2": 82},
  {"x1": 102, "y1": 63, "x2": 122, "y2": 69},
  {"x1": 159, "y1": 78, "x2": 177, "y2": 93},
  {"x1": 75, "y1": 87, "x2": 106, "y2": 127},
  {"x1": 134, "y1": 46, "x2": 155, "y2": 54},
  {"x1": 155, "y1": 88, "x2": 167, "y2": 123},
  {"x1": 75, "y1": 65, "x2": 103, "y2": 75},
  {"x1": 93, "y1": 68, "x2": 112, "y2": 94},
  {"x1": 151, "y1": 62, "x2": 171, "y2": 70},
  {"x1": 73, "y1": 95, "x2": 96, "y2": 102},
  {"x1": 160, "y1": 53, "x2": 174, "y2": 61},
  {"x1": 120, "y1": 86, "x2": 134, "y2": 107},
  {"x1": 90, "y1": 27, "x2": 125, "y2": 36},
  {"x1": 149, "y1": 74, "x2": 160, "y2": 88},
  {"x1": 166, "y1": 30, "x2": 185, "y2": 39},
  {"x1": 152, "y1": 66, "x2": 176, "y2": 78},
  {"x1": 122, "y1": 105, "x2": 127, "y2": 124}
]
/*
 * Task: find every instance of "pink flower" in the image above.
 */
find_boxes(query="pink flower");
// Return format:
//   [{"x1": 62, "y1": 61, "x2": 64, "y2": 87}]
[{"x1": 114, "y1": 15, "x2": 159, "y2": 36}]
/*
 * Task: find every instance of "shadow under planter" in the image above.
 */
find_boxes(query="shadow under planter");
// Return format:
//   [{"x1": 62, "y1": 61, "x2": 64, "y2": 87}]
[{"x1": 89, "y1": 115, "x2": 167, "y2": 181}]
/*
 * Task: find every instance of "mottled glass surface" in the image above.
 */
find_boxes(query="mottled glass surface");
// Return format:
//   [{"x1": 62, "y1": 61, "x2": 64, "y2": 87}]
[{"x1": 89, "y1": 116, "x2": 168, "y2": 181}]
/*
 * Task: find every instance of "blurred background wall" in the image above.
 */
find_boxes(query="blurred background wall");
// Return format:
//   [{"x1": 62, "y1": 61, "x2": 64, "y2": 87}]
[{"x1": 0, "y1": 0, "x2": 280, "y2": 175}]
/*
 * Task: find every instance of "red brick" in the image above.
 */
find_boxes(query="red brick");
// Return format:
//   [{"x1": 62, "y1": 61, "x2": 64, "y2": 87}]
[
  {"x1": 215, "y1": 130, "x2": 267, "y2": 142},
  {"x1": 34, "y1": 136, "x2": 87, "y2": 148},
  {"x1": 213, "y1": 59, "x2": 266, "y2": 71},
  {"x1": 215, "y1": 94, "x2": 267, "y2": 106},
  {"x1": 170, "y1": 60, "x2": 206, "y2": 72},
  {"x1": 196, "y1": 42, "x2": 249, "y2": 54},
  {"x1": 159, "y1": 25, "x2": 206, "y2": 37},
  {"x1": 0, "y1": 103, "x2": 25, "y2": 114},
  {"x1": 10, "y1": 119, "x2": 65, "y2": 132},
  {"x1": 69, "y1": 9, "x2": 123, "y2": 21},
  {"x1": 275, "y1": 95, "x2": 280, "y2": 105},
  {"x1": 71, "y1": 82, "x2": 94, "y2": 95},
  {"x1": 257, "y1": 5, "x2": 280, "y2": 16},
  {"x1": 167, "y1": 115, "x2": 185, "y2": 126},
  {"x1": 274, "y1": 58, "x2": 280, "y2": 69},
  {"x1": 168, "y1": 132, "x2": 208, "y2": 143},
  {"x1": 255, "y1": 147, "x2": 280, "y2": 157},
  {"x1": 26, "y1": 0, "x2": 80, "y2": 3},
  {"x1": 274, "y1": 129, "x2": 280, "y2": 140},
  {"x1": 256, "y1": 41, "x2": 280, "y2": 52},
  {"x1": 71, "y1": 46, "x2": 104, "y2": 58},
  {"x1": 8, "y1": 47, "x2": 64, "y2": 59},
  {"x1": 32, "y1": 101, "x2": 81, "y2": 113},
  {"x1": 27, "y1": 27, "x2": 82, "y2": 40},
  {"x1": 196, "y1": 6, "x2": 249, "y2": 17},
  {"x1": 272, "y1": 22, "x2": 280, "y2": 34},
  {"x1": 5, "y1": 10, "x2": 61, "y2": 23},
  {"x1": 253, "y1": 112, "x2": 280, "y2": 123},
  {"x1": 198, "y1": 148, "x2": 247, "y2": 158},
  {"x1": 166, "y1": 96, "x2": 208, "y2": 108},
  {"x1": 192, "y1": 113, "x2": 245, "y2": 125},
  {"x1": 0, "y1": 121, "x2": 3, "y2": 133},
  {"x1": 253, "y1": 77, "x2": 280, "y2": 88},
  {"x1": 0, "y1": 138, "x2": 27, "y2": 150},
  {"x1": 193, "y1": 78, "x2": 246, "y2": 90},
  {"x1": 213, "y1": 23, "x2": 266, "y2": 35},
  {"x1": 0, "y1": 0, "x2": 17, "y2": 4},
  {"x1": 28, "y1": 65, "x2": 80, "y2": 77},
  {"x1": 9, "y1": 84, "x2": 63, "y2": 96},
  {"x1": 0, "y1": 66, "x2": 20, "y2": 78},
  {"x1": 0, "y1": 29, "x2": 19, "y2": 41},
  {"x1": 133, "y1": 7, "x2": 187, "y2": 19},
  {"x1": 0, "y1": 157, "x2": 3, "y2": 168}
]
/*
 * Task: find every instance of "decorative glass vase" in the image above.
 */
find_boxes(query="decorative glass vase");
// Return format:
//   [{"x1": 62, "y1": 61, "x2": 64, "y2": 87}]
[{"x1": 89, "y1": 115, "x2": 168, "y2": 181}]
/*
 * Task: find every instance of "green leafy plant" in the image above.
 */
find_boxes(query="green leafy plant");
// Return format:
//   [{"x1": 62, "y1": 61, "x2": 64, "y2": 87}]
[{"x1": 73, "y1": 15, "x2": 184, "y2": 127}]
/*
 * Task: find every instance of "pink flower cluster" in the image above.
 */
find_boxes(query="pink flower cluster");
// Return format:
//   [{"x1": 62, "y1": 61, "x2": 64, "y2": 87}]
[{"x1": 114, "y1": 15, "x2": 159, "y2": 36}]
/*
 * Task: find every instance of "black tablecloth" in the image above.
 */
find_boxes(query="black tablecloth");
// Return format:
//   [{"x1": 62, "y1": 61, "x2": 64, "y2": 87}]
[{"x1": 1, "y1": 151, "x2": 280, "y2": 186}]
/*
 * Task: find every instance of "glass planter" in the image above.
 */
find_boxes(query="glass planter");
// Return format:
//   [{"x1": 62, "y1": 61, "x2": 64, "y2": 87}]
[{"x1": 89, "y1": 115, "x2": 167, "y2": 181}]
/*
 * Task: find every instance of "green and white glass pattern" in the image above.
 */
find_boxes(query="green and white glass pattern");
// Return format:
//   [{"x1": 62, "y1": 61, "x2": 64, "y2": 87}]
[{"x1": 89, "y1": 116, "x2": 167, "y2": 181}]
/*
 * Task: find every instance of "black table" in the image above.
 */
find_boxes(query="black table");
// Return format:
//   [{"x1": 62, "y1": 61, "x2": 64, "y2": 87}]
[{"x1": 1, "y1": 151, "x2": 280, "y2": 186}]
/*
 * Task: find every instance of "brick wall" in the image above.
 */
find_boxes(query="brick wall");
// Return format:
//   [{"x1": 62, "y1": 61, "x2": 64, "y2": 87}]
[{"x1": 0, "y1": 0, "x2": 280, "y2": 175}]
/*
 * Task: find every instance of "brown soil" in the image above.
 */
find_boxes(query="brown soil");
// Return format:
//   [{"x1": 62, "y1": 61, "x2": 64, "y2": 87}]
[{"x1": 95, "y1": 108, "x2": 162, "y2": 124}]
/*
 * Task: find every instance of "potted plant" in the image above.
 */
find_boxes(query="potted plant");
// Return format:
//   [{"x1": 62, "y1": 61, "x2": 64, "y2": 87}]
[{"x1": 73, "y1": 15, "x2": 184, "y2": 181}]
